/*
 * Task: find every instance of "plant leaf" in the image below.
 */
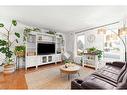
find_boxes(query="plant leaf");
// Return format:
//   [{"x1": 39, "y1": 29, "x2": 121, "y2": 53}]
[
  {"x1": 0, "y1": 47, "x2": 5, "y2": 52},
  {"x1": 6, "y1": 50, "x2": 13, "y2": 58},
  {"x1": 15, "y1": 32, "x2": 20, "y2": 38},
  {"x1": 12, "y1": 20, "x2": 17, "y2": 26},
  {"x1": 0, "y1": 39, "x2": 7, "y2": 46},
  {"x1": 15, "y1": 45, "x2": 25, "y2": 52},
  {"x1": 33, "y1": 28, "x2": 40, "y2": 32},
  {"x1": 0, "y1": 47, "x2": 8, "y2": 53},
  {"x1": 0, "y1": 23, "x2": 4, "y2": 27}
]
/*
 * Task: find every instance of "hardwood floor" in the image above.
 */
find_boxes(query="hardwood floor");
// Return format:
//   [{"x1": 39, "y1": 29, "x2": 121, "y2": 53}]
[
  {"x1": 0, "y1": 63, "x2": 94, "y2": 89},
  {"x1": 0, "y1": 68, "x2": 27, "y2": 89},
  {"x1": 0, "y1": 63, "x2": 63, "y2": 89}
]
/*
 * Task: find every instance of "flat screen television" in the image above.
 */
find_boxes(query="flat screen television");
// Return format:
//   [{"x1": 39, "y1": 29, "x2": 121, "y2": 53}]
[{"x1": 37, "y1": 43, "x2": 55, "y2": 55}]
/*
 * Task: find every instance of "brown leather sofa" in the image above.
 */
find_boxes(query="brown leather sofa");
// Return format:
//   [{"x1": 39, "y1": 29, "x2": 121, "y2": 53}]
[{"x1": 71, "y1": 61, "x2": 127, "y2": 89}]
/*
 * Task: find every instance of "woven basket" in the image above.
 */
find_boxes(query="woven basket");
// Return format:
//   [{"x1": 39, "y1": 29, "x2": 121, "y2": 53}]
[{"x1": 3, "y1": 64, "x2": 15, "y2": 74}]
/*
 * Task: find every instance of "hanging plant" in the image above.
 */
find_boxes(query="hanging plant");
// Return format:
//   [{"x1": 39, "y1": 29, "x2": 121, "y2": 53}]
[
  {"x1": 46, "y1": 30, "x2": 56, "y2": 35},
  {"x1": 23, "y1": 27, "x2": 40, "y2": 41},
  {"x1": 87, "y1": 47, "x2": 96, "y2": 53}
]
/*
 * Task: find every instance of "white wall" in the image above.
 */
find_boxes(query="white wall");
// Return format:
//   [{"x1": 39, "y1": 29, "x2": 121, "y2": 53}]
[{"x1": 64, "y1": 32, "x2": 75, "y2": 59}]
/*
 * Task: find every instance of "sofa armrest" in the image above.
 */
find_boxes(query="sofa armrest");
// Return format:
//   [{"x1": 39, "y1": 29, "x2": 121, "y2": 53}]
[
  {"x1": 106, "y1": 62, "x2": 112, "y2": 65},
  {"x1": 71, "y1": 79, "x2": 83, "y2": 89},
  {"x1": 106, "y1": 61, "x2": 125, "y2": 68}
]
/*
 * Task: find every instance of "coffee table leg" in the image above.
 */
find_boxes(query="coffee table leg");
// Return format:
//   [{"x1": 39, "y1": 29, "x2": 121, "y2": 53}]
[
  {"x1": 68, "y1": 74, "x2": 70, "y2": 80},
  {"x1": 78, "y1": 72, "x2": 80, "y2": 76},
  {"x1": 60, "y1": 71, "x2": 62, "y2": 77}
]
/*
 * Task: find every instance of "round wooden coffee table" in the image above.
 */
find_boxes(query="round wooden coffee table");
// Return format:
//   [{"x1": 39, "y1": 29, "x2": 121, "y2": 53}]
[{"x1": 60, "y1": 64, "x2": 80, "y2": 80}]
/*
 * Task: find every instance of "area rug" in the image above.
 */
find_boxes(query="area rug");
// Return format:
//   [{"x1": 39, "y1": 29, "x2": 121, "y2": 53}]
[{"x1": 25, "y1": 65, "x2": 94, "y2": 89}]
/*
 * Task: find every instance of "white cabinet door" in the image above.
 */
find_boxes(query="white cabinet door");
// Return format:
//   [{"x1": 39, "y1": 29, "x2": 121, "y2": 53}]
[
  {"x1": 41, "y1": 56, "x2": 48, "y2": 64},
  {"x1": 51, "y1": 54, "x2": 56, "y2": 62},
  {"x1": 56, "y1": 54, "x2": 62, "y2": 62},
  {"x1": 38, "y1": 55, "x2": 48, "y2": 65},
  {"x1": 37, "y1": 56, "x2": 42, "y2": 65},
  {"x1": 26, "y1": 56, "x2": 39, "y2": 67}
]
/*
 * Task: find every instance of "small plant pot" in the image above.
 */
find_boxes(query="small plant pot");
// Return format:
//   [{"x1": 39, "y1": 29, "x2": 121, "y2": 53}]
[
  {"x1": 16, "y1": 51, "x2": 25, "y2": 57},
  {"x1": 65, "y1": 64, "x2": 68, "y2": 68},
  {"x1": 3, "y1": 64, "x2": 15, "y2": 74}
]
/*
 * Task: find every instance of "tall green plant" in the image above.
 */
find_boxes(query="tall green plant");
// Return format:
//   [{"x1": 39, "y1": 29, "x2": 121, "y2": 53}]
[{"x1": 0, "y1": 20, "x2": 20, "y2": 64}]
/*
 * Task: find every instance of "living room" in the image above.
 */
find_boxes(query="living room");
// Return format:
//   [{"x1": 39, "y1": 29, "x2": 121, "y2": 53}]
[{"x1": 0, "y1": 5, "x2": 127, "y2": 91}]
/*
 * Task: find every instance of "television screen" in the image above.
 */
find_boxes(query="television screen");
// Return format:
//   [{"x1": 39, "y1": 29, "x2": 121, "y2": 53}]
[{"x1": 37, "y1": 43, "x2": 55, "y2": 55}]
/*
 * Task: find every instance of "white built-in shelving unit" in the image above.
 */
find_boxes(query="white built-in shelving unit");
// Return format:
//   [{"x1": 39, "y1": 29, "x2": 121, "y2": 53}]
[{"x1": 25, "y1": 32, "x2": 65, "y2": 70}]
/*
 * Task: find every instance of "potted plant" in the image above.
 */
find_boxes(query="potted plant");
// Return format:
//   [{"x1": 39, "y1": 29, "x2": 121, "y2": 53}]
[
  {"x1": 87, "y1": 47, "x2": 96, "y2": 53},
  {"x1": 95, "y1": 49, "x2": 103, "y2": 60},
  {"x1": 0, "y1": 20, "x2": 20, "y2": 74},
  {"x1": 14, "y1": 45, "x2": 25, "y2": 57},
  {"x1": 87, "y1": 47, "x2": 103, "y2": 60},
  {"x1": 23, "y1": 27, "x2": 40, "y2": 42},
  {"x1": 63, "y1": 59, "x2": 70, "y2": 68},
  {"x1": 80, "y1": 57, "x2": 83, "y2": 65},
  {"x1": 46, "y1": 30, "x2": 56, "y2": 35}
]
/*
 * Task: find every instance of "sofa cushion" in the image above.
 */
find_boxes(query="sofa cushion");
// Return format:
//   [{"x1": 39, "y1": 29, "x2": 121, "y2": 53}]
[
  {"x1": 93, "y1": 69, "x2": 118, "y2": 83},
  {"x1": 81, "y1": 75, "x2": 116, "y2": 89},
  {"x1": 102, "y1": 65, "x2": 121, "y2": 75}
]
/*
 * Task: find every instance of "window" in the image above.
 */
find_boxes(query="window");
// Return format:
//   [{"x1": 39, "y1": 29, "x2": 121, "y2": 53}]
[
  {"x1": 77, "y1": 35, "x2": 85, "y2": 56},
  {"x1": 104, "y1": 31, "x2": 121, "y2": 54},
  {"x1": 103, "y1": 30, "x2": 125, "y2": 61}
]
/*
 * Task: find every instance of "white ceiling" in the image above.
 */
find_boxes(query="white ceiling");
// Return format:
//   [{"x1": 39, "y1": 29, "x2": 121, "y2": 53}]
[{"x1": 0, "y1": 6, "x2": 127, "y2": 33}]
